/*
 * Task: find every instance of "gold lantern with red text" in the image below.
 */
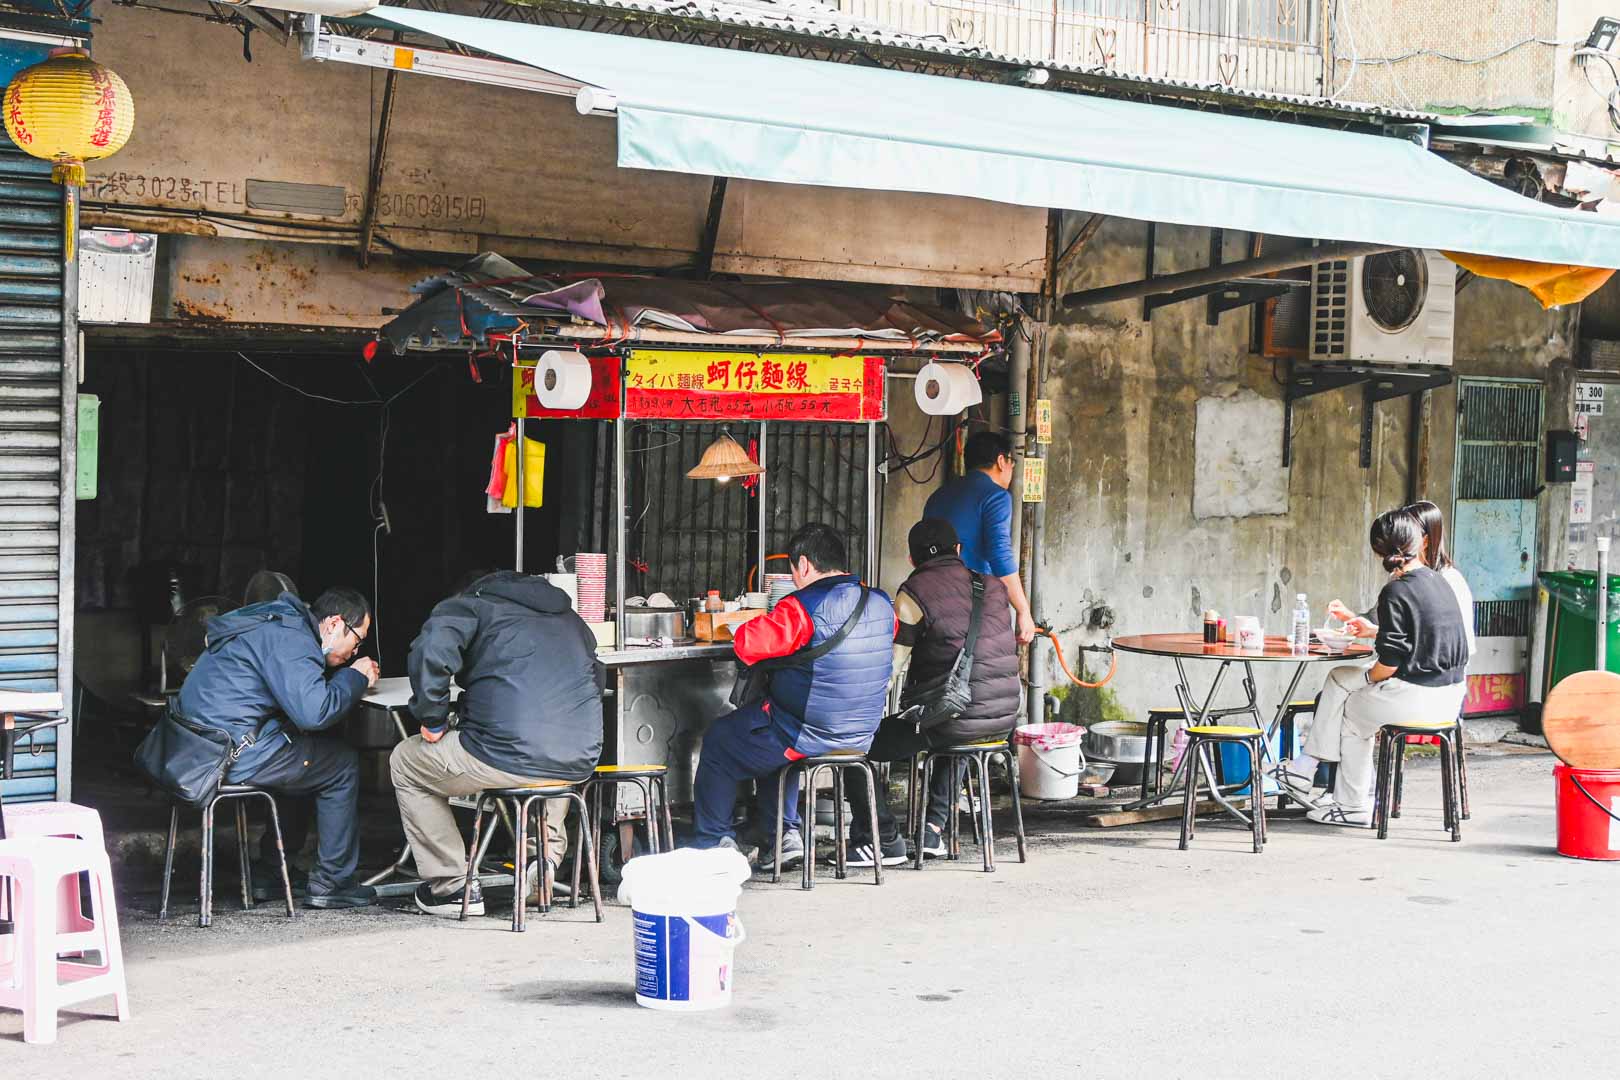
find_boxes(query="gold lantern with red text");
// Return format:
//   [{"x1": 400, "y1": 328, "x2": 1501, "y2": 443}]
[{"x1": 3, "y1": 48, "x2": 134, "y2": 259}]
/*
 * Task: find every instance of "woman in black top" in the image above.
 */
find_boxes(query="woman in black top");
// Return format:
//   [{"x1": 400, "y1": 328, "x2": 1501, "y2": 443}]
[{"x1": 1275, "y1": 509, "x2": 1470, "y2": 828}]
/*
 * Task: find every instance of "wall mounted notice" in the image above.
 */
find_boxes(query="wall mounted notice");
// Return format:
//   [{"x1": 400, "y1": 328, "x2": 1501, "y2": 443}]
[
  {"x1": 1572, "y1": 460, "x2": 1595, "y2": 525},
  {"x1": 1035, "y1": 398, "x2": 1053, "y2": 444},
  {"x1": 1022, "y1": 457, "x2": 1046, "y2": 502},
  {"x1": 1577, "y1": 382, "x2": 1606, "y2": 416}
]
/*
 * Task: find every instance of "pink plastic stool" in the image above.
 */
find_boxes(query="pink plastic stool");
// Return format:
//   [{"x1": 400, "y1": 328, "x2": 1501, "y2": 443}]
[
  {"x1": 0, "y1": 837, "x2": 130, "y2": 1044},
  {"x1": 0, "y1": 802, "x2": 105, "y2": 942}
]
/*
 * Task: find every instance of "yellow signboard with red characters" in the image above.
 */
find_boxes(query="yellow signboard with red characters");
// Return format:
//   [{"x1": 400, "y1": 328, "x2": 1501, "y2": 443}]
[{"x1": 624, "y1": 350, "x2": 885, "y2": 421}]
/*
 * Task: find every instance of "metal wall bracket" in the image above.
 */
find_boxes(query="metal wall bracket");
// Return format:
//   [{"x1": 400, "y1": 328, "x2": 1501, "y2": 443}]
[
  {"x1": 1282, "y1": 362, "x2": 1452, "y2": 468},
  {"x1": 1383, "y1": 122, "x2": 1431, "y2": 149}
]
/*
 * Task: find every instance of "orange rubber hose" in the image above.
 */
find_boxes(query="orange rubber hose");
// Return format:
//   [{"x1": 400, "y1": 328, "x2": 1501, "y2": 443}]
[{"x1": 1041, "y1": 628, "x2": 1117, "y2": 688}]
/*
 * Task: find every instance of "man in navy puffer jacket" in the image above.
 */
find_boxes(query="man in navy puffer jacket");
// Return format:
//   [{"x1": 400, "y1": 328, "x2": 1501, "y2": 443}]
[{"x1": 690, "y1": 523, "x2": 894, "y2": 870}]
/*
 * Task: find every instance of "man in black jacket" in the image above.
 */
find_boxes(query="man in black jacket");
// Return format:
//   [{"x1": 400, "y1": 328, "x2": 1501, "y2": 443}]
[
  {"x1": 842, "y1": 518, "x2": 1021, "y2": 867},
  {"x1": 392, "y1": 571, "x2": 606, "y2": 917}
]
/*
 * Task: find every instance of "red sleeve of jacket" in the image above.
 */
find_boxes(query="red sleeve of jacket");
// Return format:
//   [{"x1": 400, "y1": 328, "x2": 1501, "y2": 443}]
[{"x1": 733, "y1": 596, "x2": 814, "y2": 666}]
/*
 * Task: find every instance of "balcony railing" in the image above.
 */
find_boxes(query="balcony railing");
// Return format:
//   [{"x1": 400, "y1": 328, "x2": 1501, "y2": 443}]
[{"x1": 841, "y1": 0, "x2": 1328, "y2": 98}]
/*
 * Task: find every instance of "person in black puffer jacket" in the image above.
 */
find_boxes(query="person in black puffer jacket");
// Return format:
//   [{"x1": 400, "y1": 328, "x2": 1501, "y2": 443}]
[
  {"x1": 842, "y1": 518, "x2": 1020, "y2": 868},
  {"x1": 392, "y1": 570, "x2": 606, "y2": 917}
]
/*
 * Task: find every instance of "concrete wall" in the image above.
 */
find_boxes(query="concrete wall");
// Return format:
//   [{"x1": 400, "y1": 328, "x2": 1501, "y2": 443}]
[{"x1": 944, "y1": 220, "x2": 1578, "y2": 727}]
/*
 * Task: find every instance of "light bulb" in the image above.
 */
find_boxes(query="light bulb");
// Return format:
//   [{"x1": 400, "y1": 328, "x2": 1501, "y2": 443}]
[{"x1": 716, "y1": 475, "x2": 731, "y2": 484}]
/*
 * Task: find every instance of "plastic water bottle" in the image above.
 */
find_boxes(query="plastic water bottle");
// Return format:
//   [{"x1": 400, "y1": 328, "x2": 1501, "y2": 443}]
[{"x1": 1291, "y1": 593, "x2": 1311, "y2": 654}]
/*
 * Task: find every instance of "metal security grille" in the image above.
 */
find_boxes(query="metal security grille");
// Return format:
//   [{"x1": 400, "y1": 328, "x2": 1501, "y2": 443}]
[
  {"x1": 1308, "y1": 258, "x2": 1349, "y2": 360},
  {"x1": 763, "y1": 423, "x2": 870, "y2": 577},
  {"x1": 1453, "y1": 377, "x2": 1543, "y2": 639},
  {"x1": 0, "y1": 139, "x2": 67, "y2": 801},
  {"x1": 1457, "y1": 381, "x2": 1541, "y2": 499},
  {"x1": 621, "y1": 420, "x2": 872, "y2": 600}
]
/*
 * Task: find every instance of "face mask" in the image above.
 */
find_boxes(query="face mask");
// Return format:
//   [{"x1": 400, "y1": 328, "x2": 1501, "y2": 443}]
[{"x1": 319, "y1": 622, "x2": 344, "y2": 659}]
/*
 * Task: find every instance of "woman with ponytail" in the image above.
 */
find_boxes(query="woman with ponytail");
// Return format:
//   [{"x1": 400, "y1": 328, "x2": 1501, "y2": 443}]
[{"x1": 1275, "y1": 508, "x2": 1470, "y2": 828}]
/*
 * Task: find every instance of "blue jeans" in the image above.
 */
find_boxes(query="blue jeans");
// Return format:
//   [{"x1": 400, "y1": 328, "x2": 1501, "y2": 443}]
[
  {"x1": 234, "y1": 733, "x2": 361, "y2": 891},
  {"x1": 691, "y1": 704, "x2": 801, "y2": 847}
]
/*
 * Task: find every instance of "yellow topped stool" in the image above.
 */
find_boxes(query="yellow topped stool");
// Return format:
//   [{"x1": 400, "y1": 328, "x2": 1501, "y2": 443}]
[
  {"x1": 1179, "y1": 724, "x2": 1267, "y2": 853},
  {"x1": 580, "y1": 763, "x2": 675, "y2": 865}
]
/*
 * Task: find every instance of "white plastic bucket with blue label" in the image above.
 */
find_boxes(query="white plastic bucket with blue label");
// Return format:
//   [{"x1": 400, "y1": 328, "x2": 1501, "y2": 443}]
[{"x1": 619, "y1": 847, "x2": 752, "y2": 1012}]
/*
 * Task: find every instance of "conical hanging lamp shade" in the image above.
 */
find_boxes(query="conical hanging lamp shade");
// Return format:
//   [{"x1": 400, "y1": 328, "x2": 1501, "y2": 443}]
[{"x1": 687, "y1": 431, "x2": 762, "y2": 481}]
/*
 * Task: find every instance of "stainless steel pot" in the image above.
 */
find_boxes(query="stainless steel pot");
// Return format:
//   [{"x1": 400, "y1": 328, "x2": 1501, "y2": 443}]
[
  {"x1": 623, "y1": 607, "x2": 688, "y2": 640},
  {"x1": 1083, "y1": 720, "x2": 1150, "y2": 763}
]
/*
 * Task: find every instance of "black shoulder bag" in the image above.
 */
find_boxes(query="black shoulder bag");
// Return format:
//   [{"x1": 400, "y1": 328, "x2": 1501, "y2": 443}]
[
  {"x1": 901, "y1": 572, "x2": 985, "y2": 731},
  {"x1": 133, "y1": 700, "x2": 253, "y2": 808},
  {"x1": 728, "y1": 587, "x2": 871, "y2": 710}
]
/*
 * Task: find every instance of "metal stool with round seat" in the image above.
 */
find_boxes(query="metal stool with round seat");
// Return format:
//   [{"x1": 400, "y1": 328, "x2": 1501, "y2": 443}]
[
  {"x1": 580, "y1": 763, "x2": 676, "y2": 860},
  {"x1": 459, "y1": 781, "x2": 603, "y2": 931},
  {"x1": 771, "y1": 750, "x2": 884, "y2": 890},
  {"x1": 1373, "y1": 720, "x2": 1462, "y2": 842},
  {"x1": 914, "y1": 739, "x2": 1027, "y2": 872},
  {"x1": 1179, "y1": 725, "x2": 1267, "y2": 853},
  {"x1": 159, "y1": 785, "x2": 295, "y2": 928},
  {"x1": 1141, "y1": 707, "x2": 1185, "y2": 799}
]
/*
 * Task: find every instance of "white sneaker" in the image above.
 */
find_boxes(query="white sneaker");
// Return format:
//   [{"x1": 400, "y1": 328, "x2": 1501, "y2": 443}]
[
  {"x1": 1271, "y1": 766, "x2": 1326, "y2": 808},
  {"x1": 1306, "y1": 804, "x2": 1371, "y2": 828}
]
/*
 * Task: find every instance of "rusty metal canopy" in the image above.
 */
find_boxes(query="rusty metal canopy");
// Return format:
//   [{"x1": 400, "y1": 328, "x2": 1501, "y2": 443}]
[
  {"x1": 374, "y1": 6, "x2": 1620, "y2": 270},
  {"x1": 379, "y1": 253, "x2": 998, "y2": 352}
]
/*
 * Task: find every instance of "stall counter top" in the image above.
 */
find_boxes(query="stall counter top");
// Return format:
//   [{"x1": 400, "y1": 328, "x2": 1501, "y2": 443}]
[{"x1": 598, "y1": 643, "x2": 737, "y2": 666}]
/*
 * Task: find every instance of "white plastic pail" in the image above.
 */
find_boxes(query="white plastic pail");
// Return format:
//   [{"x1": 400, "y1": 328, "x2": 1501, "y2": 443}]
[
  {"x1": 1014, "y1": 722, "x2": 1087, "y2": 800},
  {"x1": 617, "y1": 847, "x2": 751, "y2": 1011}
]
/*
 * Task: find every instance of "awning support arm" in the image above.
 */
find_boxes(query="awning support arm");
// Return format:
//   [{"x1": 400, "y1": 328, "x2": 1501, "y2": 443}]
[
  {"x1": 1066, "y1": 241, "x2": 1403, "y2": 310},
  {"x1": 696, "y1": 177, "x2": 729, "y2": 277},
  {"x1": 1282, "y1": 361, "x2": 1452, "y2": 469}
]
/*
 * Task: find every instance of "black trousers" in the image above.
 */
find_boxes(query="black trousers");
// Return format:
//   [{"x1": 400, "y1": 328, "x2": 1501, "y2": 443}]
[
  {"x1": 842, "y1": 718, "x2": 962, "y2": 846},
  {"x1": 236, "y1": 733, "x2": 361, "y2": 891}
]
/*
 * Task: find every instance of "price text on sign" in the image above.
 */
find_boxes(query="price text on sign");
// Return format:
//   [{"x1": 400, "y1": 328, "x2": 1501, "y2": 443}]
[
  {"x1": 512, "y1": 355, "x2": 623, "y2": 419},
  {"x1": 1035, "y1": 399, "x2": 1054, "y2": 445},
  {"x1": 1022, "y1": 457, "x2": 1046, "y2": 503},
  {"x1": 624, "y1": 351, "x2": 886, "y2": 421},
  {"x1": 1577, "y1": 382, "x2": 1606, "y2": 416}
]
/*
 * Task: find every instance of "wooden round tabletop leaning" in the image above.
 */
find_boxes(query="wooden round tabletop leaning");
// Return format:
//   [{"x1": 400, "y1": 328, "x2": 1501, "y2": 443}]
[
  {"x1": 1542, "y1": 670, "x2": 1620, "y2": 770},
  {"x1": 1109, "y1": 633, "x2": 1374, "y2": 663}
]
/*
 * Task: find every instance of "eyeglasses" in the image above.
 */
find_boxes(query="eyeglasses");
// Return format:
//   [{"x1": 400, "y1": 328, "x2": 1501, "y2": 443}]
[{"x1": 341, "y1": 616, "x2": 367, "y2": 649}]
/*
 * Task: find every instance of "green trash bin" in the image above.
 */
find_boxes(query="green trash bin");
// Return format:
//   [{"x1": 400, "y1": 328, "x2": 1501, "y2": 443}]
[{"x1": 1539, "y1": 570, "x2": 1620, "y2": 691}]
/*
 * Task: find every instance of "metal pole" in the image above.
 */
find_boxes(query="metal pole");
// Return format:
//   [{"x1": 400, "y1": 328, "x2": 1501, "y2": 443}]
[
  {"x1": 866, "y1": 422, "x2": 878, "y2": 581},
  {"x1": 756, "y1": 421, "x2": 768, "y2": 593},
  {"x1": 615, "y1": 417, "x2": 628, "y2": 648},
  {"x1": 514, "y1": 416, "x2": 525, "y2": 572},
  {"x1": 1598, "y1": 536, "x2": 1610, "y2": 672},
  {"x1": 1061, "y1": 241, "x2": 1400, "y2": 309},
  {"x1": 1007, "y1": 325, "x2": 1030, "y2": 560}
]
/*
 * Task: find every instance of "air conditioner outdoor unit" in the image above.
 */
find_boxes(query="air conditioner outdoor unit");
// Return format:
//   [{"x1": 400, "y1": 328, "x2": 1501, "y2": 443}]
[{"x1": 1308, "y1": 249, "x2": 1456, "y2": 366}]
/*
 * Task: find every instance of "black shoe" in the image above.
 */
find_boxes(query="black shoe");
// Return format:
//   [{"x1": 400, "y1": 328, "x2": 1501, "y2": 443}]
[
  {"x1": 844, "y1": 834, "x2": 909, "y2": 868},
  {"x1": 303, "y1": 881, "x2": 378, "y2": 909},
  {"x1": 414, "y1": 881, "x2": 483, "y2": 918},
  {"x1": 250, "y1": 862, "x2": 307, "y2": 902},
  {"x1": 920, "y1": 824, "x2": 947, "y2": 860}
]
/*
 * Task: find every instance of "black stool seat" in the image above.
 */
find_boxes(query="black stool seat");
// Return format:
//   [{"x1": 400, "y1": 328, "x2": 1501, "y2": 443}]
[
  {"x1": 1179, "y1": 726, "x2": 1267, "y2": 854},
  {"x1": 1374, "y1": 721, "x2": 1462, "y2": 842},
  {"x1": 160, "y1": 784, "x2": 295, "y2": 928},
  {"x1": 460, "y1": 782, "x2": 603, "y2": 931}
]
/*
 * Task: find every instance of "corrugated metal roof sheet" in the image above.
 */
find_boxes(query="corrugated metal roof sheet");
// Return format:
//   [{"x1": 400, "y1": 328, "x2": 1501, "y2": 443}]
[{"x1": 512, "y1": 0, "x2": 1439, "y2": 121}]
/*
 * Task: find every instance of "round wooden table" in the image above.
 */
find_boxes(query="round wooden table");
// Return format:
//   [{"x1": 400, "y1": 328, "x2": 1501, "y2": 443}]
[{"x1": 1110, "y1": 633, "x2": 1373, "y2": 815}]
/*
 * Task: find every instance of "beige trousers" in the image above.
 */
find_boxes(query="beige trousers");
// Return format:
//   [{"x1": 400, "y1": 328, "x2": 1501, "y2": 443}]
[{"x1": 389, "y1": 731, "x2": 570, "y2": 897}]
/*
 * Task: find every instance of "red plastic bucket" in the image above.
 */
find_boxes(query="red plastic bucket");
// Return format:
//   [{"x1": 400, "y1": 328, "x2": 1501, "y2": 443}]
[{"x1": 1553, "y1": 765, "x2": 1620, "y2": 861}]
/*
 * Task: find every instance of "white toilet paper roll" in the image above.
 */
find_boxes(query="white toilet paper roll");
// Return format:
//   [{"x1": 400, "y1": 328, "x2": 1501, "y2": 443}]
[
  {"x1": 535, "y1": 350, "x2": 592, "y2": 409},
  {"x1": 914, "y1": 361, "x2": 984, "y2": 416}
]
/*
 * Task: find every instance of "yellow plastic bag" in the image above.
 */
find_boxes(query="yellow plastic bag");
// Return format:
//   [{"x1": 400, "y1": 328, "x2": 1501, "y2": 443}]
[{"x1": 501, "y1": 437, "x2": 545, "y2": 509}]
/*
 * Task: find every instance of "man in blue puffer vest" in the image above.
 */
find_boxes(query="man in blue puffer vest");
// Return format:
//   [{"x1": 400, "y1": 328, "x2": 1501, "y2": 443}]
[{"x1": 690, "y1": 522, "x2": 895, "y2": 871}]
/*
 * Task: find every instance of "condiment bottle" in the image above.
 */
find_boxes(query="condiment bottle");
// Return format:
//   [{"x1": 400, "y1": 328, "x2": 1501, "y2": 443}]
[
  {"x1": 1203, "y1": 609, "x2": 1220, "y2": 644},
  {"x1": 704, "y1": 589, "x2": 724, "y2": 613}
]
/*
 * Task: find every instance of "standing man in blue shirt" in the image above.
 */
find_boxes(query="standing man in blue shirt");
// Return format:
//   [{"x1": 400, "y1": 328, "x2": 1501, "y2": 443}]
[{"x1": 923, "y1": 431, "x2": 1036, "y2": 645}]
